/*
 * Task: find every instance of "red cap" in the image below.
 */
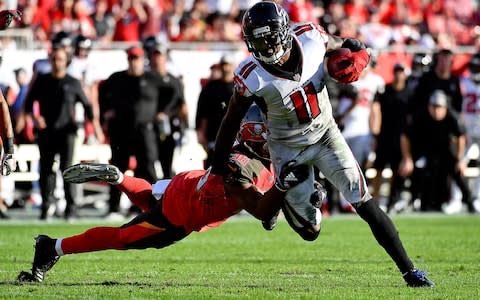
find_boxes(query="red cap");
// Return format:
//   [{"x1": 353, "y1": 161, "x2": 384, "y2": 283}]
[{"x1": 126, "y1": 46, "x2": 144, "y2": 57}]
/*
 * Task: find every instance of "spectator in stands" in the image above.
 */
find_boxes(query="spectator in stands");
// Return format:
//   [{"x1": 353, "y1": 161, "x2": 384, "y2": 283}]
[
  {"x1": 23, "y1": 46, "x2": 103, "y2": 220},
  {"x1": 410, "y1": 49, "x2": 463, "y2": 115},
  {"x1": 195, "y1": 54, "x2": 235, "y2": 168},
  {"x1": 144, "y1": 37, "x2": 188, "y2": 178},
  {"x1": 371, "y1": 63, "x2": 411, "y2": 212},
  {"x1": 90, "y1": 0, "x2": 115, "y2": 42},
  {"x1": 399, "y1": 90, "x2": 475, "y2": 212},
  {"x1": 112, "y1": 0, "x2": 147, "y2": 42},
  {"x1": 98, "y1": 46, "x2": 164, "y2": 219}
]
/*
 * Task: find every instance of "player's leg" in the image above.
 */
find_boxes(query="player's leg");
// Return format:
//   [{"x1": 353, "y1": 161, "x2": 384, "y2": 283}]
[
  {"x1": 314, "y1": 126, "x2": 434, "y2": 287},
  {"x1": 17, "y1": 200, "x2": 188, "y2": 283},
  {"x1": 268, "y1": 140, "x2": 322, "y2": 241},
  {"x1": 37, "y1": 132, "x2": 57, "y2": 220},
  {"x1": 63, "y1": 163, "x2": 156, "y2": 212}
]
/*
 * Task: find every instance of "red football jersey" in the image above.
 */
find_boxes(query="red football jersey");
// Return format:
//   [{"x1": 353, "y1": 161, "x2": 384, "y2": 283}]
[{"x1": 162, "y1": 152, "x2": 274, "y2": 233}]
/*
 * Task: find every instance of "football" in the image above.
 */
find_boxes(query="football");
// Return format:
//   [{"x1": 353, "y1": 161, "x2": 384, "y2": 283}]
[{"x1": 325, "y1": 48, "x2": 353, "y2": 80}]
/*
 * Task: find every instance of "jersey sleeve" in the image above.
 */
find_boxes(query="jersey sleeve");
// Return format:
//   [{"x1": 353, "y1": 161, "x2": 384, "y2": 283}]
[
  {"x1": 292, "y1": 22, "x2": 328, "y2": 44},
  {"x1": 233, "y1": 60, "x2": 260, "y2": 98}
]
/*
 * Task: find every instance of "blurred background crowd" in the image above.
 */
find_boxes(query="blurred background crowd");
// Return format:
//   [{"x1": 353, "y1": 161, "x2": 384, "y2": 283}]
[
  {"x1": 0, "y1": 0, "x2": 479, "y2": 220},
  {"x1": 1, "y1": 0, "x2": 478, "y2": 47}
]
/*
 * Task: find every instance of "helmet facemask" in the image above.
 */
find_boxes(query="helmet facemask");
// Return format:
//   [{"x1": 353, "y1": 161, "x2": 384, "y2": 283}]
[
  {"x1": 242, "y1": 1, "x2": 292, "y2": 65},
  {"x1": 244, "y1": 26, "x2": 292, "y2": 65}
]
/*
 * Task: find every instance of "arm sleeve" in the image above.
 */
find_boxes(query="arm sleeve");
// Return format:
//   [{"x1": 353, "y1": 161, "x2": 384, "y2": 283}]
[
  {"x1": 195, "y1": 84, "x2": 209, "y2": 129},
  {"x1": 23, "y1": 76, "x2": 41, "y2": 114},
  {"x1": 211, "y1": 92, "x2": 253, "y2": 174},
  {"x1": 74, "y1": 79, "x2": 94, "y2": 121}
]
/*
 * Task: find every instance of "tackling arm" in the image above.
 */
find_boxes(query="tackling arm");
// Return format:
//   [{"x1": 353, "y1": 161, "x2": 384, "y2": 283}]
[
  {"x1": 225, "y1": 182, "x2": 284, "y2": 221},
  {"x1": 211, "y1": 92, "x2": 253, "y2": 174}
]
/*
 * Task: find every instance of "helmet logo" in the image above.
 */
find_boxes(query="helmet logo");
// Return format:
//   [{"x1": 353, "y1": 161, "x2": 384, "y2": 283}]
[
  {"x1": 253, "y1": 26, "x2": 270, "y2": 36},
  {"x1": 253, "y1": 123, "x2": 263, "y2": 135}
]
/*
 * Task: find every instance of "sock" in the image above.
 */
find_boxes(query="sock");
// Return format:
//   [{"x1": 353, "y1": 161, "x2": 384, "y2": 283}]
[
  {"x1": 116, "y1": 175, "x2": 155, "y2": 212},
  {"x1": 113, "y1": 172, "x2": 124, "y2": 185},
  {"x1": 354, "y1": 199, "x2": 414, "y2": 274},
  {"x1": 55, "y1": 238, "x2": 64, "y2": 256},
  {"x1": 60, "y1": 225, "x2": 162, "y2": 254}
]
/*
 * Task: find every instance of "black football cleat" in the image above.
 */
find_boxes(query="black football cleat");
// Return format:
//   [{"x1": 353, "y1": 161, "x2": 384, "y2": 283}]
[
  {"x1": 63, "y1": 163, "x2": 121, "y2": 184},
  {"x1": 262, "y1": 209, "x2": 280, "y2": 231},
  {"x1": 403, "y1": 269, "x2": 435, "y2": 288},
  {"x1": 30, "y1": 235, "x2": 59, "y2": 282}
]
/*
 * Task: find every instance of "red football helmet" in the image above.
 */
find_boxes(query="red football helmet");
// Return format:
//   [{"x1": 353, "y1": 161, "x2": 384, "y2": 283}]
[{"x1": 237, "y1": 104, "x2": 269, "y2": 158}]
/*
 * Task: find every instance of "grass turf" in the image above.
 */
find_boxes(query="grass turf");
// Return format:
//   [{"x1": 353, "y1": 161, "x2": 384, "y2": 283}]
[{"x1": 0, "y1": 215, "x2": 479, "y2": 299}]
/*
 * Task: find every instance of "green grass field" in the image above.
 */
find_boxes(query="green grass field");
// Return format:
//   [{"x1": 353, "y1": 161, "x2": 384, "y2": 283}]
[{"x1": 0, "y1": 215, "x2": 479, "y2": 299}]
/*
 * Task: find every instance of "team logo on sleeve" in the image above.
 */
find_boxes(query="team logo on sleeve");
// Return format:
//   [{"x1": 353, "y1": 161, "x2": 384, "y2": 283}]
[{"x1": 234, "y1": 75, "x2": 247, "y2": 96}]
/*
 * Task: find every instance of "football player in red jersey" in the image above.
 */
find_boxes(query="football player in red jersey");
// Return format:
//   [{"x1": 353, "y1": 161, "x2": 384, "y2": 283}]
[
  {"x1": 16, "y1": 105, "x2": 316, "y2": 283},
  {"x1": 211, "y1": 1, "x2": 433, "y2": 288}
]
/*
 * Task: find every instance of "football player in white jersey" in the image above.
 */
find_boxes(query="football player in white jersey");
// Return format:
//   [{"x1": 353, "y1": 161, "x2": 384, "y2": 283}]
[
  {"x1": 210, "y1": 1, "x2": 433, "y2": 287},
  {"x1": 461, "y1": 53, "x2": 480, "y2": 206}
]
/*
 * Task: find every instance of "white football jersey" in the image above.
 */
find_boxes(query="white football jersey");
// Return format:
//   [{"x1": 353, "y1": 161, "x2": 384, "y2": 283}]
[
  {"x1": 337, "y1": 71, "x2": 385, "y2": 139},
  {"x1": 461, "y1": 76, "x2": 480, "y2": 138},
  {"x1": 233, "y1": 23, "x2": 335, "y2": 146}
]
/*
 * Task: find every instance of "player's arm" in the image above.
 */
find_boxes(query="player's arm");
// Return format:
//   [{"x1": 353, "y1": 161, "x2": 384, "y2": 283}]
[
  {"x1": 325, "y1": 35, "x2": 370, "y2": 84},
  {"x1": 225, "y1": 181, "x2": 284, "y2": 221},
  {"x1": 0, "y1": 90, "x2": 15, "y2": 175},
  {"x1": 211, "y1": 91, "x2": 253, "y2": 175},
  {"x1": 75, "y1": 80, "x2": 104, "y2": 143}
]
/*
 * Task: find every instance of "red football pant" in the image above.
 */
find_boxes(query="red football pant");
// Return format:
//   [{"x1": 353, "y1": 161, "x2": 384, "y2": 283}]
[{"x1": 60, "y1": 176, "x2": 187, "y2": 254}]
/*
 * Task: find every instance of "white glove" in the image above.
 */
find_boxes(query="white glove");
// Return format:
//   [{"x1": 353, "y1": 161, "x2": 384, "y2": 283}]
[{"x1": 1, "y1": 153, "x2": 15, "y2": 176}]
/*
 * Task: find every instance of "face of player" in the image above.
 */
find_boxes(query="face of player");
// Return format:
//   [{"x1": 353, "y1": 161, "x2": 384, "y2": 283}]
[
  {"x1": 435, "y1": 53, "x2": 453, "y2": 74},
  {"x1": 128, "y1": 55, "x2": 145, "y2": 76},
  {"x1": 428, "y1": 104, "x2": 448, "y2": 121},
  {"x1": 393, "y1": 69, "x2": 406, "y2": 83},
  {"x1": 250, "y1": 34, "x2": 289, "y2": 65},
  {"x1": 50, "y1": 48, "x2": 69, "y2": 74},
  {"x1": 150, "y1": 51, "x2": 167, "y2": 72}
]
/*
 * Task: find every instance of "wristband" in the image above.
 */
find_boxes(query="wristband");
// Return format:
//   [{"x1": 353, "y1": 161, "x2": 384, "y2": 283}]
[{"x1": 3, "y1": 137, "x2": 14, "y2": 154}]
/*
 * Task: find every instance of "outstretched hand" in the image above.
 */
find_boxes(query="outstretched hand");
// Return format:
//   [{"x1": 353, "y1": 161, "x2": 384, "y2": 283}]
[{"x1": 0, "y1": 10, "x2": 21, "y2": 30}]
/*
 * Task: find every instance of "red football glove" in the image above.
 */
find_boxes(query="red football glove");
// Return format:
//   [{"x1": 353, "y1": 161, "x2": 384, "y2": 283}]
[
  {"x1": 329, "y1": 48, "x2": 370, "y2": 84},
  {"x1": 0, "y1": 10, "x2": 21, "y2": 30}
]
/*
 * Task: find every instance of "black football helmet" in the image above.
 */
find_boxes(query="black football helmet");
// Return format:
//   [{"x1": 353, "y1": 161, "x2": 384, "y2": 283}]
[
  {"x1": 469, "y1": 53, "x2": 480, "y2": 83},
  {"x1": 74, "y1": 35, "x2": 92, "y2": 56},
  {"x1": 242, "y1": 2, "x2": 292, "y2": 65}
]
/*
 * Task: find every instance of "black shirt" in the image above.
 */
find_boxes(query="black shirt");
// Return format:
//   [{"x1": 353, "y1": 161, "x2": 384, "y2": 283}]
[
  {"x1": 410, "y1": 71, "x2": 463, "y2": 114},
  {"x1": 100, "y1": 70, "x2": 164, "y2": 131},
  {"x1": 375, "y1": 84, "x2": 410, "y2": 146},
  {"x1": 195, "y1": 79, "x2": 234, "y2": 143},
  {"x1": 156, "y1": 73, "x2": 185, "y2": 116},
  {"x1": 24, "y1": 73, "x2": 94, "y2": 131},
  {"x1": 405, "y1": 109, "x2": 466, "y2": 160}
]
